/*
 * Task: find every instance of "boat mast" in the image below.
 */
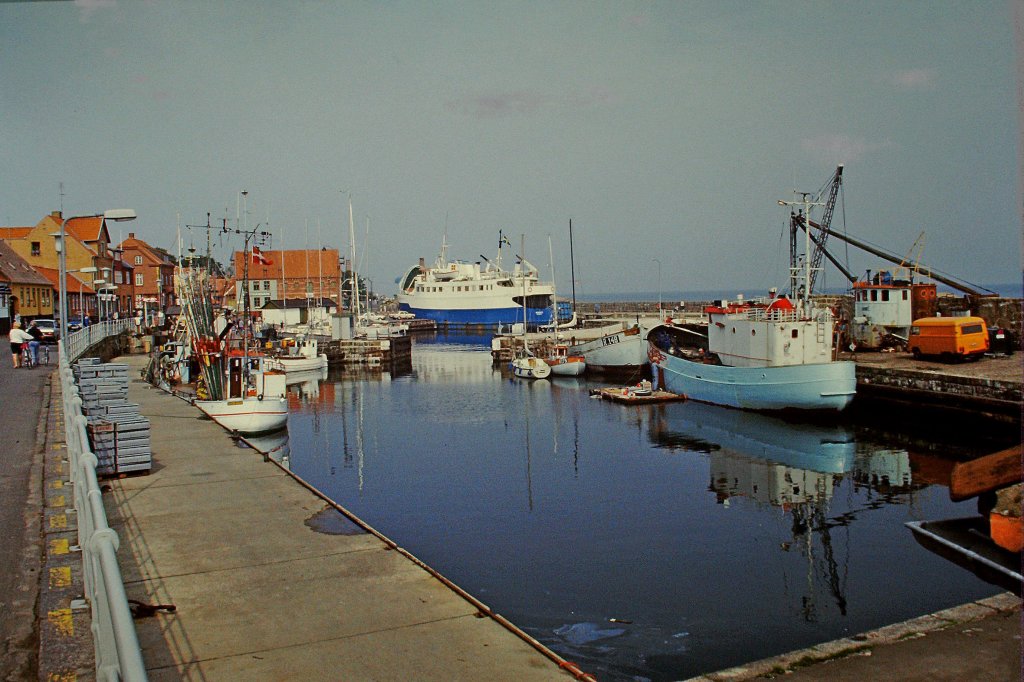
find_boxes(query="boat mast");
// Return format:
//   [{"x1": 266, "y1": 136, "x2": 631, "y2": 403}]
[
  {"x1": 568, "y1": 219, "x2": 577, "y2": 317},
  {"x1": 548, "y1": 235, "x2": 558, "y2": 331},
  {"x1": 349, "y1": 196, "x2": 360, "y2": 323},
  {"x1": 241, "y1": 191, "x2": 250, "y2": 377},
  {"x1": 521, "y1": 234, "x2": 528, "y2": 349},
  {"x1": 779, "y1": 191, "x2": 823, "y2": 316}
]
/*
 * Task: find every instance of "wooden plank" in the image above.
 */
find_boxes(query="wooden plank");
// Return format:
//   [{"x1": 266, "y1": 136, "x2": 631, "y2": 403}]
[{"x1": 949, "y1": 445, "x2": 1023, "y2": 501}]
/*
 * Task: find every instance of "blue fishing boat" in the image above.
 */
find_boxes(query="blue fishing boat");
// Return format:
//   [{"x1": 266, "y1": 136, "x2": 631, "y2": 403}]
[{"x1": 648, "y1": 167, "x2": 856, "y2": 412}]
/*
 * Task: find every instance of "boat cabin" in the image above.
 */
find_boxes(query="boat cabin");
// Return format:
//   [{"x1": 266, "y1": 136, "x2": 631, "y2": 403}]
[{"x1": 850, "y1": 270, "x2": 937, "y2": 350}]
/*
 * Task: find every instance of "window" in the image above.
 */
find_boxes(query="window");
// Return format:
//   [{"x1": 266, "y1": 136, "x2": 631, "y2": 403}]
[
  {"x1": 115, "y1": 271, "x2": 123, "y2": 284},
  {"x1": 791, "y1": 329, "x2": 799, "y2": 339},
  {"x1": 870, "y1": 290, "x2": 877, "y2": 301},
  {"x1": 962, "y1": 324, "x2": 984, "y2": 335},
  {"x1": 263, "y1": 280, "x2": 270, "y2": 290},
  {"x1": 902, "y1": 291, "x2": 908, "y2": 300},
  {"x1": 135, "y1": 273, "x2": 144, "y2": 286},
  {"x1": 31, "y1": 242, "x2": 40, "y2": 256},
  {"x1": 881, "y1": 290, "x2": 889, "y2": 302},
  {"x1": 134, "y1": 255, "x2": 143, "y2": 265}
]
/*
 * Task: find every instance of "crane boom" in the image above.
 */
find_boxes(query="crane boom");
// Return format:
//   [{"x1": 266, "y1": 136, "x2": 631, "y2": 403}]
[{"x1": 802, "y1": 219, "x2": 995, "y2": 297}]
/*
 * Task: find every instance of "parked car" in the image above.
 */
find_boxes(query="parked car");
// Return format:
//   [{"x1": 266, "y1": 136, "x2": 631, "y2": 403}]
[
  {"x1": 31, "y1": 318, "x2": 59, "y2": 344},
  {"x1": 987, "y1": 326, "x2": 1016, "y2": 356}
]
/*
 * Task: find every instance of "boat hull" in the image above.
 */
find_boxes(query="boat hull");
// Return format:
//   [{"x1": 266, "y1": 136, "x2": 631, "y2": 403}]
[
  {"x1": 547, "y1": 357, "x2": 586, "y2": 376},
  {"x1": 399, "y1": 303, "x2": 552, "y2": 327},
  {"x1": 568, "y1": 327, "x2": 649, "y2": 374},
  {"x1": 649, "y1": 344, "x2": 856, "y2": 412},
  {"x1": 265, "y1": 355, "x2": 327, "y2": 373},
  {"x1": 196, "y1": 396, "x2": 289, "y2": 434}
]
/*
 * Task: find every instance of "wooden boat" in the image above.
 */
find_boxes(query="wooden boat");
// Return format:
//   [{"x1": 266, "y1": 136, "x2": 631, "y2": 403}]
[{"x1": 543, "y1": 344, "x2": 586, "y2": 376}]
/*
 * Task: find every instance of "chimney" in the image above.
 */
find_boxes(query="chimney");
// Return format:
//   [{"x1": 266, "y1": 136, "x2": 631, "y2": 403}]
[
  {"x1": 128, "y1": 232, "x2": 135, "y2": 239},
  {"x1": 51, "y1": 210, "x2": 62, "y2": 220}
]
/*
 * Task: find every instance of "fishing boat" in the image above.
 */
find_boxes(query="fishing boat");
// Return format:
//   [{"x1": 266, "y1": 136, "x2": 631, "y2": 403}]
[
  {"x1": 178, "y1": 199, "x2": 288, "y2": 435},
  {"x1": 567, "y1": 322, "x2": 653, "y2": 376},
  {"x1": 544, "y1": 343, "x2": 586, "y2": 376},
  {"x1": 647, "y1": 169, "x2": 856, "y2": 412},
  {"x1": 397, "y1": 230, "x2": 556, "y2": 327},
  {"x1": 265, "y1": 336, "x2": 328, "y2": 373}
]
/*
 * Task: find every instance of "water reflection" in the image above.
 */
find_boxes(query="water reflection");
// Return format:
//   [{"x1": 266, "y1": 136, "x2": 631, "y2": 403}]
[
  {"x1": 243, "y1": 427, "x2": 291, "y2": 470},
  {"x1": 278, "y1": 340, "x2": 1001, "y2": 682}
]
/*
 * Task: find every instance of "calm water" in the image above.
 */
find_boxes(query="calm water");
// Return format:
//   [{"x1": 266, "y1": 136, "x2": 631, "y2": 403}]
[{"x1": 263, "y1": 334, "x2": 1005, "y2": 681}]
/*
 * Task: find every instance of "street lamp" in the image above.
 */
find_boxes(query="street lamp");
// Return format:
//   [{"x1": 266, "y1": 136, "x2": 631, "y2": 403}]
[
  {"x1": 54, "y1": 209, "x2": 136, "y2": 349},
  {"x1": 652, "y1": 258, "x2": 662, "y2": 321}
]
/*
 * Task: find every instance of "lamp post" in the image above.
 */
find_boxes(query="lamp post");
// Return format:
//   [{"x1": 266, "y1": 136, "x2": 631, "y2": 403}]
[
  {"x1": 54, "y1": 209, "x2": 136, "y2": 351},
  {"x1": 652, "y1": 258, "x2": 662, "y2": 321}
]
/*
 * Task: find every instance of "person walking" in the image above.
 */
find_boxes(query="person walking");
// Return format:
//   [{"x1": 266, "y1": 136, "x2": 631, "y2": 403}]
[
  {"x1": 8, "y1": 322, "x2": 33, "y2": 368},
  {"x1": 26, "y1": 322, "x2": 42, "y2": 367}
]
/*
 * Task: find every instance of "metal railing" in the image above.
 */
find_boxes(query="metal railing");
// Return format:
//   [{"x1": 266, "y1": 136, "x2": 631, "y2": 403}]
[
  {"x1": 63, "y1": 320, "x2": 132, "y2": 363},
  {"x1": 58, "y1": 323, "x2": 148, "y2": 681}
]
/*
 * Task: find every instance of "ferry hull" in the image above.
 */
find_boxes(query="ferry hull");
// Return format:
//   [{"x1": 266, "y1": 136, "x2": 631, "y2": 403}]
[
  {"x1": 650, "y1": 344, "x2": 856, "y2": 412},
  {"x1": 399, "y1": 303, "x2": 552, "y2": 327},
  {"x1": 196, "y1": 396, "x2": 289, "y2": 434}
]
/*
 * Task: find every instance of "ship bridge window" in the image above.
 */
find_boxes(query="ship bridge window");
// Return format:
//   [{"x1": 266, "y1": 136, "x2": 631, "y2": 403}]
[
  {"x1": 870, "y1": 290, "x2": 877, "y2": 301},
  {"x1": 882, "y1": 290, "x2": 889, "y2": 301},
  {"x1": 792, "y1": 329, "x2": 799, "y2": 339},
  {"x1": 903, "y1": 291, "x2": 908, "y2": 300}
]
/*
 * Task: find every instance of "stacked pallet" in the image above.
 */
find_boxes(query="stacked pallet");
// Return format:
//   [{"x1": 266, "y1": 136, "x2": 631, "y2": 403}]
[{"x1": 77, "y1": 359, "x2": 152, "y2": 476}]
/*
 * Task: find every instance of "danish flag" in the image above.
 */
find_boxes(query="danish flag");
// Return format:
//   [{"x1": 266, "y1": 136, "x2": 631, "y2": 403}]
[{"x1": 251, "y1": 246, "x2": 272, "y2": 265}]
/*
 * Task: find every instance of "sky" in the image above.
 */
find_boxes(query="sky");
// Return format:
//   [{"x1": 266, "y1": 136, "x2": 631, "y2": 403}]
[{"x1": 2, "y1": 1, "x2": 1020, "y2": 298}]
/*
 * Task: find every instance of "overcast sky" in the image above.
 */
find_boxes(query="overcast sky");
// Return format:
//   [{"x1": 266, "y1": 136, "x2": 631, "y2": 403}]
[{"x1": 2, "y1": 1, "x2": 1020, "y2": 297}]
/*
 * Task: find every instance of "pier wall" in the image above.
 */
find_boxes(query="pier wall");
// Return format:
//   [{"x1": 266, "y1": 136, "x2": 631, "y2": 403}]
[{"x1": 856, "y1": 364, "x2": 1022, "y2": 422}]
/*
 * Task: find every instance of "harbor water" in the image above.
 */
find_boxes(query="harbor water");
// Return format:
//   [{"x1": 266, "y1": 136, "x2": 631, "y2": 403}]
[{"x1": 266, "y1": 333, "x2": 1006, "y2": 682}]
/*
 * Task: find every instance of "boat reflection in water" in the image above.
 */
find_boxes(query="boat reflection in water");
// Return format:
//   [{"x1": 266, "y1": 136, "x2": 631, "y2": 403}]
[
  {"x1": 649, "y1": 402, "x2": 924, "y2": 623},
  {"x1": 240, "y1": 427, "x2": 291, "y2": 470}
]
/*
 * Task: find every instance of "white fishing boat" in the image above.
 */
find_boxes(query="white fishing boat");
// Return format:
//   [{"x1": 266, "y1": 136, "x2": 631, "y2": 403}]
[
  {"x1": 567, "y1": 322, "x2": 653, "y2": 375},
  {"x1": 196, "y1": 395, "x2": 288, "y2": 434},
  {"x1": 179, "y1": 194, "x2": 289, "y2": 435},
  {"x1": 397, "y1": 230, "x2": 557, "y2": 327},
  {"x1": 265, "y1": 336, "x2": 328, "y2": 373},
  {"x1": 647, "y1": 168, "x2": 856, "y2": 412}
]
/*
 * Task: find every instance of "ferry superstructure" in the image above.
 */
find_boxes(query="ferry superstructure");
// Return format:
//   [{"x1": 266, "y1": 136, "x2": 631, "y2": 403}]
[{"x1": 397, "y1": 234, "x2": 555, "y2": 327}]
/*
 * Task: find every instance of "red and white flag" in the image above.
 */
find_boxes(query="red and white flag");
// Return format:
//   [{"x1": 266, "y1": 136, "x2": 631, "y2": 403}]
[{"x1": 251, "y1": 246, "x2": 272, "y2": 265}]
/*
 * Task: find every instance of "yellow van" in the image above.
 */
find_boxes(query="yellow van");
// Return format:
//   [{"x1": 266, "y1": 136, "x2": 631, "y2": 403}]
[{"x1": 909, "y1": 316, "x2": 989, "y2": 360}]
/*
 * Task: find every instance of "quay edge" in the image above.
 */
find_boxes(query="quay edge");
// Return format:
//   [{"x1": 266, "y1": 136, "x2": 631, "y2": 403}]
[{"x1": 683, "y1": 592, "x2": 1021, "y2": 681}]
